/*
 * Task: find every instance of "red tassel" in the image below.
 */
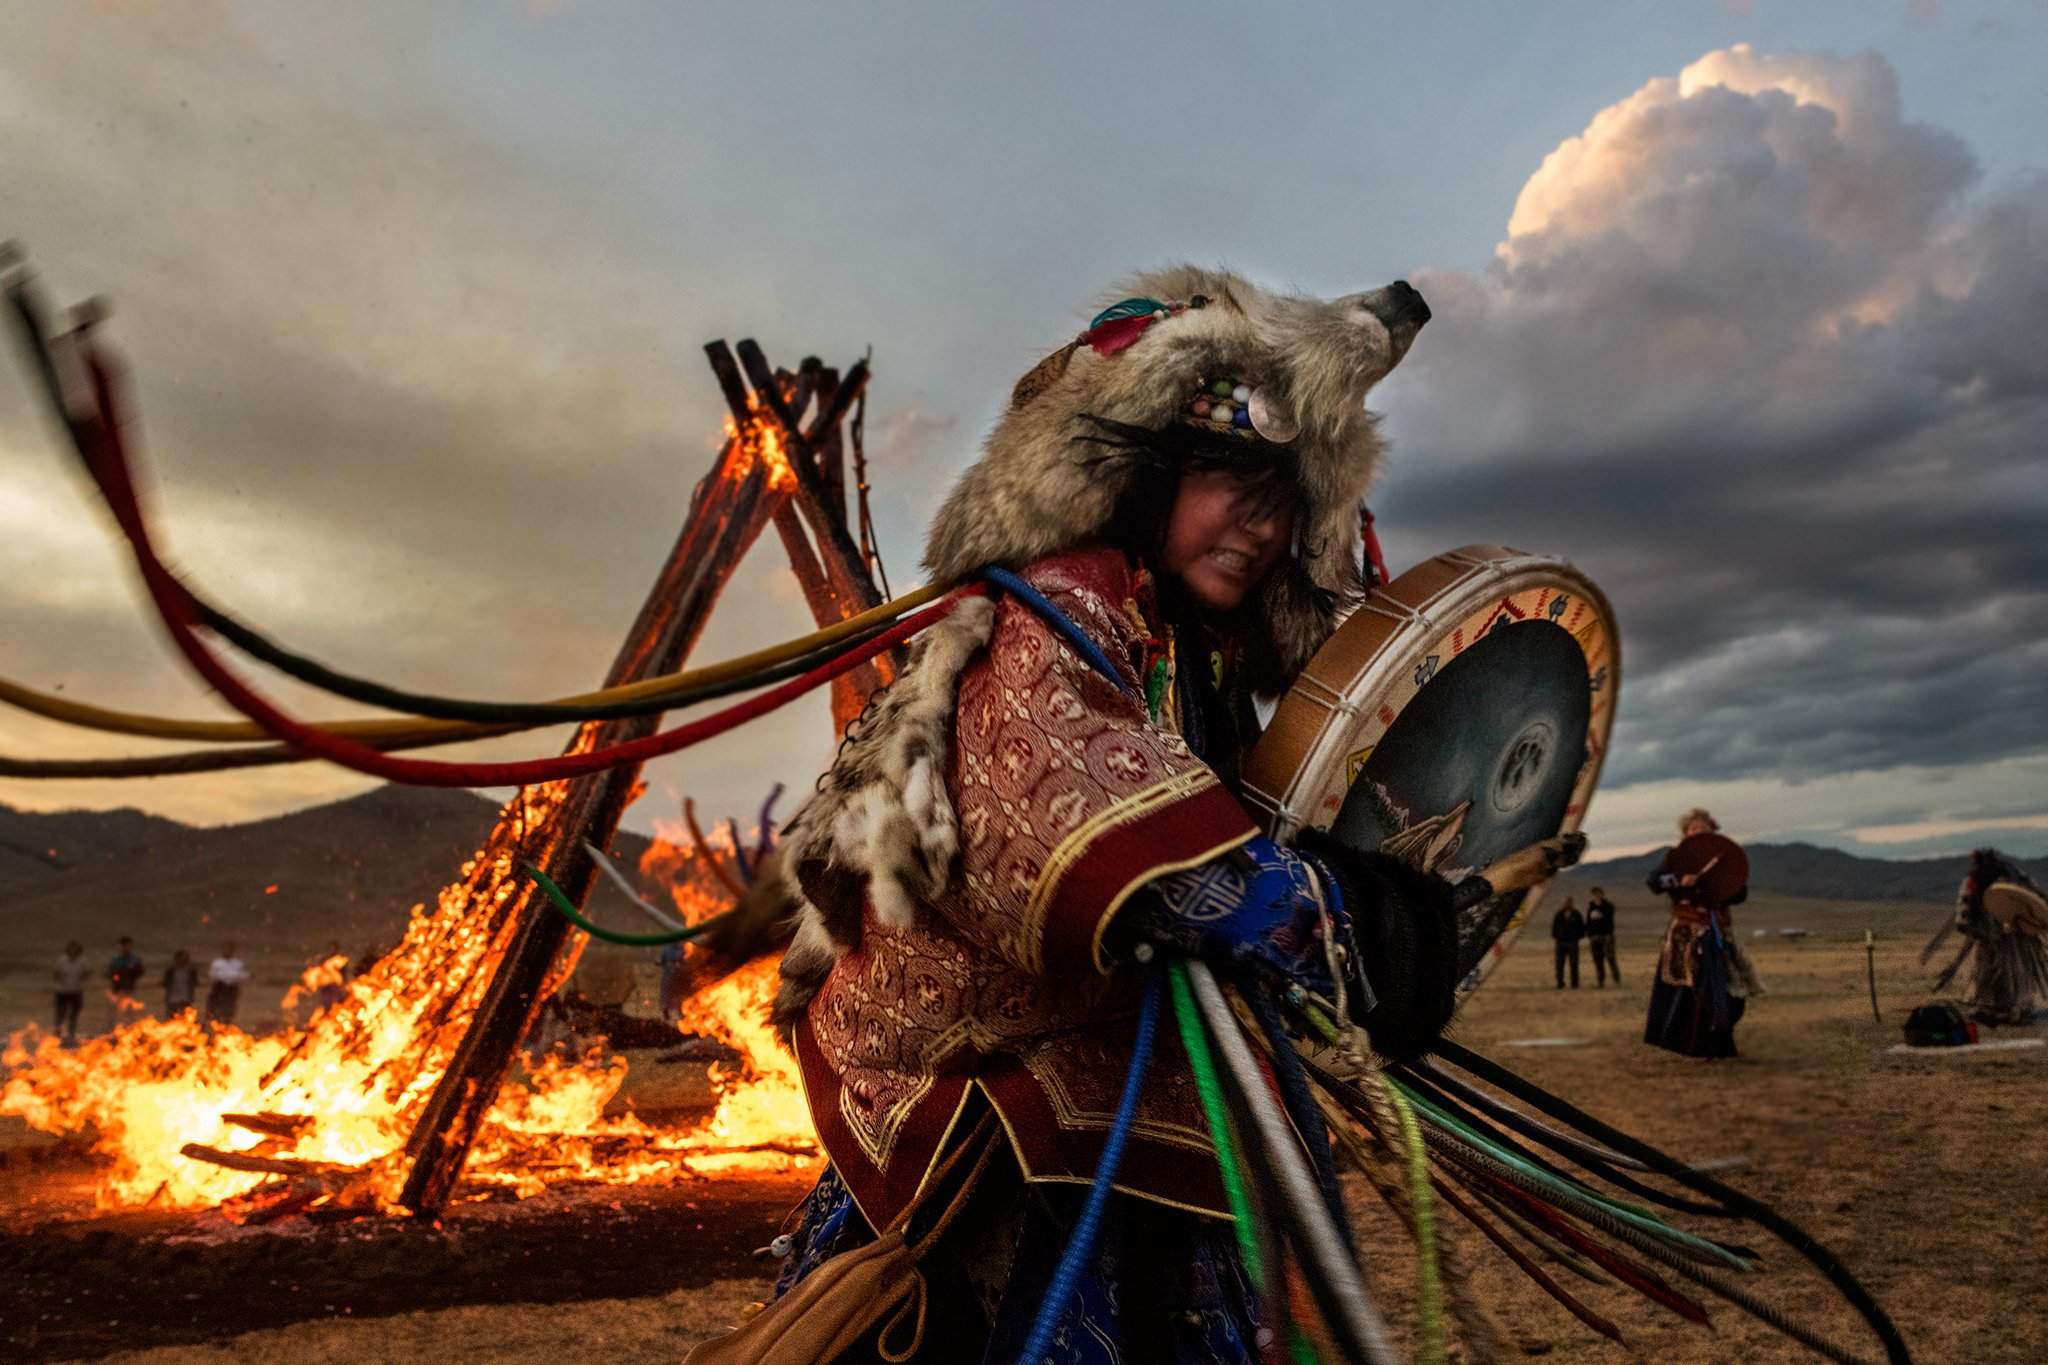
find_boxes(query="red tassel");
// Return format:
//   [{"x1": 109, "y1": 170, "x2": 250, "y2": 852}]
[
  {"x1": 1489, "y1": 1177, "x2": 1713, "y2": 1327},
  {"x1": 1360, "y1": 507, "x2": 1390, "y2": 587}
]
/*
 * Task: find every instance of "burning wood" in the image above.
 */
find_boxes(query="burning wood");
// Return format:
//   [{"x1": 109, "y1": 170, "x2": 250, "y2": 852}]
[
  {"x1": 178, "y1": 1143, "x2": 356, "y2": 1178},
  {"x1": 220, "y1": 1112, "x2": 316, "y2": 1140}
]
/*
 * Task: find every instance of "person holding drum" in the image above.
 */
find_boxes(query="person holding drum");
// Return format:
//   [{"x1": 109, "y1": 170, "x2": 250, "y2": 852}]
[
  {"x1": 1644, "y1": 808, "x2": 1762, "y2": 1057},
  {"x1": 1923, "y1": 848, "x2": 2048, "y2": 1025},
  {"x1": 692, "y1": 268, "x2": 1489, "y2": 1363}
]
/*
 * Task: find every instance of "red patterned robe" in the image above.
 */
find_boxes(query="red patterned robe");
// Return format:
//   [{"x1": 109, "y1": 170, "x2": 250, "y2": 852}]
[{"x1": 791, "y1": 547, "x2": 1258, "y2": 1230}]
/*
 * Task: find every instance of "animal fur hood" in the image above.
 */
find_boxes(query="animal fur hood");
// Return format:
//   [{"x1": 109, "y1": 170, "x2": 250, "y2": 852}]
[{"x1": 924, "y1": 264, "x2": 1430, "y2": 681}]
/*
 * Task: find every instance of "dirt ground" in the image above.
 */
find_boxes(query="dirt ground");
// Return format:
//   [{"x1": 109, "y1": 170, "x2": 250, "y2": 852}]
[{"x1": 8, "y1": 895, "x2": 2046, "y2": 1363}]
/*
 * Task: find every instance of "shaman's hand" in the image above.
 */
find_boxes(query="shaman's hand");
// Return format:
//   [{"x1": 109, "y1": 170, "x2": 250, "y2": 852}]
[
  {"x1": 1474, "y1": 833, "x2": 1588, "y2": 899},
  {"x1": 1293, "y1": 829, "x2": 1460, "y2": 1061}
]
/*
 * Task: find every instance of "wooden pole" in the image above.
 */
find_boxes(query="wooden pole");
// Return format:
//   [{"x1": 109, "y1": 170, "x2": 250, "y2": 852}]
[
  {"x1": 397, "y1": 440, "x2": 770, "y2": 1216},
  {"x1": 399, "y1": 342, "x2": 879, "y2": 1215},
  {"x1": 715, "y1": 340, "x2": 891, "y2": 727}
]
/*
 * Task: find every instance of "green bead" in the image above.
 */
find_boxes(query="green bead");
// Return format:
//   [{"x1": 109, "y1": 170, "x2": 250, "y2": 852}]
[{"x1": 1211, "y1": 379, "x2": 1235, "y2": 398}]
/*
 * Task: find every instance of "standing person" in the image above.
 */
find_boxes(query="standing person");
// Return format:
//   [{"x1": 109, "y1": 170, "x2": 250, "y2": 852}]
[
  {"x1": 1551, "y1": 896, "x2": 1585, "y2": 989},
  {"x1": 657, "y1": 939, "x2": 686, "y2": 1024},
  {"x1": 1585, "y1": 886, "x2": 1619, "y2": 986},
  {"x1": 1644, "y1": 809, "x2": 1759, "y2": 1058},
  {"x1": 313, "y1": 940, "x2": 348, "y2": 1011},
  {"x1": 105, "y1": 935, "x2": 145, "y2": 1031},
  {"x1": 205, "y1": 941, "x2": 250, "y2": 1027},
  {"x1": 163, "y1": 948, "x2": 200, "y2": 1016},
  {"x1": 722, "y1": 268, "x2": 1449, "y2": 1362},
  {"x1": 53, "y1": 941, "x2": 89, "y2": 1045}
]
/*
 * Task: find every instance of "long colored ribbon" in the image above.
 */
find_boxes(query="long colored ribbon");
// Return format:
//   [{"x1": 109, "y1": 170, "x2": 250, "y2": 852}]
[
  {"x1": 1184, "y1": 961, "x2": 1396, "y2": 1365},
  {"x1": 1014, "y1": 970, "x2": 1162, "y2": 1364},
  {"x1": 1378, "y1": 1079, "x2": 1445, "y2": 1365},
  {"x1": 65, "y1": 341, "x2": 974, "y2": 786},
  {"x1": 1431, "y1": 1039, "x2": 1910, "y2": 1365}
]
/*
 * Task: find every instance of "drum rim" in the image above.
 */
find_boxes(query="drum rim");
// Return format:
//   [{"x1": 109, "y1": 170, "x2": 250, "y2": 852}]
[{"x1": 1243, "y1": 543, "x2": 1622, "y2": 999}]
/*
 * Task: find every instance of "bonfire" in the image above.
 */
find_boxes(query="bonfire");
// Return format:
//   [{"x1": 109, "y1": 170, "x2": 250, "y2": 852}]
[{"x1": 0, "y1": 801, "x2": 816, "y2": 1220}]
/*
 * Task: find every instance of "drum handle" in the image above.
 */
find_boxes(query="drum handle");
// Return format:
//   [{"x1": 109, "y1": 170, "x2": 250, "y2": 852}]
[{"x1": 1446, "y1": 832, "x2": 1590, "y2": 911}]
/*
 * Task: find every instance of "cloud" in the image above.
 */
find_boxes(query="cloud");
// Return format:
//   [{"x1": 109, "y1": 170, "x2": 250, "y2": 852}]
[
  {"x1": 1376, "y1": 45, "x2": 2048, "y2": 810},
  {"x1": 0, "y1": 5, "x2": 838, "y2": 827},
  {"x1": 1583, "y1": 749, "x2": 2048, "y2": 860}
]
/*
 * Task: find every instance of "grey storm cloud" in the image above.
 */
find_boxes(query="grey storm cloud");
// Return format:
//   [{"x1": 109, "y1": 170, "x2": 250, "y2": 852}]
[{"x1": 1375, "y1": 45, "x2": 2048, "y2": 793}]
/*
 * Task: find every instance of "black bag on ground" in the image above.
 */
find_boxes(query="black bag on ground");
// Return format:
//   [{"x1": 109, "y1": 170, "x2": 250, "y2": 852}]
[{"x1": 1902, "y1": 1001, "x2": 1978, "y2": 1048}]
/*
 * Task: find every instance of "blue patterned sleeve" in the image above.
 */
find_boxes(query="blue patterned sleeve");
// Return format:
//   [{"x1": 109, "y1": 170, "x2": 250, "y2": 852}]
[{"x1": 1123, "y1": 834, "x2": 1369, "y2": 1007}]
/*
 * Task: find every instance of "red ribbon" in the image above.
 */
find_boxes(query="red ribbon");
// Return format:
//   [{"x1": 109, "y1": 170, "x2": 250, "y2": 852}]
[{"x1": 1359, "y1": 507, "x2": 1390, "y2": 587}]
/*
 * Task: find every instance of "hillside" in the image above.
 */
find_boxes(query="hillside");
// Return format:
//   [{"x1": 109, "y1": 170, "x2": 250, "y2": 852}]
[
  {"x1": 0, "y1": 786, "x2": 664, "y2": 960},
  {"x1": 1561, "y1": 841, "x2": 2047, "y2": 904}
]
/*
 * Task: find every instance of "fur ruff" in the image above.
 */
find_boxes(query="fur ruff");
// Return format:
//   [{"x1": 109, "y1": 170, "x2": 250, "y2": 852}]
[
  {"x1": 772, "y1": 595, "x2": 996, "y2": 1030},
  {"x1": 924, "y1": 265, "x2": 1409, "y2": 680}
]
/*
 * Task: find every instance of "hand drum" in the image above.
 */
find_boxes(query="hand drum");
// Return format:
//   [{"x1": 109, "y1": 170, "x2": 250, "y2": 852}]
[
  {"x1": 1243, "y1": 545, "x2": 1620, "y2": 1000},
  {"x1": 1667, "y1": 832, "x2": 1749, "y2": 907}
]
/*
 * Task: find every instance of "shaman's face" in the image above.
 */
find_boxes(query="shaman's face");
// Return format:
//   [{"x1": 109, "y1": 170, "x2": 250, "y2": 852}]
[{"x1": 1163, "y1": 469, "x2": 1297, "y2": 612}]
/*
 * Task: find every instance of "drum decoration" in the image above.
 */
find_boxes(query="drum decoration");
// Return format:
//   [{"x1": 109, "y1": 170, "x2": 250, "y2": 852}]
[{"x1": 1243, "y1": 545, "x2": 1619, "y2": 1000}]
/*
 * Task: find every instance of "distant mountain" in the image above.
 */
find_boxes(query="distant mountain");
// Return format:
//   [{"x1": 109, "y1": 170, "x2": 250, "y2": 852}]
[
  {"x1": 0, "y1": 785, "x2": 664, "y2": 959},
  {"x1": 7, "y1": 792, "x2": 2036, "y2": 962},
  {"x1": 1561, "y1": 841, "x2": 2048, "y2": 904}
]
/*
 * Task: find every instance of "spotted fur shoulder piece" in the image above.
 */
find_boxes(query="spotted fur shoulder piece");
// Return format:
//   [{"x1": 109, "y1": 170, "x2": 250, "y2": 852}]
[{"x1": 771, "y1": 595, "x2": 996, "y2": 1027}]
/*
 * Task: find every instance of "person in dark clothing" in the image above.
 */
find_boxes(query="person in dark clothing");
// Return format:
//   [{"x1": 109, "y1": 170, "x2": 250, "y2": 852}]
[
  {"x1": 1552, "y1": 897, "x2": 1586, "y2": 989},
  {"x1": 106, "y1": 936, "x2": 145, "y2": 1031},
  {"x1": 163, "y1": 949, "x2": 200, "y2": 1016},
  {"x1": 1643, "y1": 809, "x2": 1759, "y2": 1057},
  {"x1": 1585, "y1": 887, "x2": 1619, "y2": 986},
  {"x1": 107, "y1": 937, "x2": 144, "y2": 994},
  {"x1": 53, "y1": 941, "x2": 88, "y2": 1043}
]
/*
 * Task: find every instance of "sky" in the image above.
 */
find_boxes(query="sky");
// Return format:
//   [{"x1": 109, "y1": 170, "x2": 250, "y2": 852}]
[{"x1": 1, "y1": 1, "x2": 2044, "y2": 863}]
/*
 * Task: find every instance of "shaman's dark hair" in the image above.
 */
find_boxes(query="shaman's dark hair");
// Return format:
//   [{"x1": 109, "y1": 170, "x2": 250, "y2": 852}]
[{"x1": 1080, "y1": 413, "x2": 1354, "y2": 693}]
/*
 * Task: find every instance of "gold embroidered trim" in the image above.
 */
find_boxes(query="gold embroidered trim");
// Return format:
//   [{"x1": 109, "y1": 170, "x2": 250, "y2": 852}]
[
  {"x1": 1023, "y1": 767, "x2": 1222, "y2": 972},
  {"x1": 1086, "y1": 828, "x2": 1256, "y2": 974},
  {"x1": 976, "y1": 1079, "x2": 1232, "y2": 1221},
  {"x1": 1026, "y1": 1046, "x2": 1211, "y2": 1151}
]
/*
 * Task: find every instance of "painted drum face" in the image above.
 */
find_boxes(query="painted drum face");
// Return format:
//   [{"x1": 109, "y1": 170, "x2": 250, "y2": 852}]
[
  {"x1": 1332, "y1": 617, "x2": 1593, "y2": 982},
  {"x1": 1241, "y1": 546, "x2": 1620, "y2": 1003}
]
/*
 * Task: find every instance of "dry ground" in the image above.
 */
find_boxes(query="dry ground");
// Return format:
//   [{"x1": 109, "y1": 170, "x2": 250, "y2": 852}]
[{"x1": 17, "y1": 895, "x2": 2048, "y2": 1363}]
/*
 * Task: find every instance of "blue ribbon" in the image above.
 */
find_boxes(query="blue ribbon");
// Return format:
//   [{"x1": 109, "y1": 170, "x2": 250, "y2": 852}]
[
  {"x1": 1014, "y1": 969, "x2": 1163, "y2": 1363},
  {"x1": 980, "y1": 565, "x2": 1135, "y2": 700}
]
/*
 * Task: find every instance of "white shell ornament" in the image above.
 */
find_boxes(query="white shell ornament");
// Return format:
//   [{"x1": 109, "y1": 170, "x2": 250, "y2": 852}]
[{"x1": 1246, "y1": 387, "x2": 1300, "y2": 443}]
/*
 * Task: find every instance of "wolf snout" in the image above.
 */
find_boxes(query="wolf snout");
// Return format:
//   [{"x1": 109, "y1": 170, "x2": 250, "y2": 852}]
[
  {"x1": 1354, "y1": 280, "x2": 1430, "y2": 363},
  {"x1": 1385, "y1": 279, "x2": 1430, "y2": 327},
  {"x1": 1363, "y1": 279, "x2": 1430, "y2": 332}
]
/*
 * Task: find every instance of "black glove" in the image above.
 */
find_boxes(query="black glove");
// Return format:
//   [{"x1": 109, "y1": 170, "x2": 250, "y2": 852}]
[{"x1": 1294, "y1": 829, "x2": 1459, "y2": 1061}]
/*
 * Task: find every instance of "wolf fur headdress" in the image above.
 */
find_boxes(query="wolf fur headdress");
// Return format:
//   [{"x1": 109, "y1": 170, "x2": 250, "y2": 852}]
[
  {"x1": 926, "y1": 263, "x2": 1429, "y2": 682},
  {"x1": 769, "y1": 266, "x2": 1429, "y2": 1020}
]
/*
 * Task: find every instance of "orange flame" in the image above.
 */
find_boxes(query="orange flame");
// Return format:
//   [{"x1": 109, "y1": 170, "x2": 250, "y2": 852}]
[
  {"x1": 1, "y1": 789, "x2": 816, "y2": 1216},
  {"x1": 724, "y1": 401, "x2": 797, "y2": 494}
]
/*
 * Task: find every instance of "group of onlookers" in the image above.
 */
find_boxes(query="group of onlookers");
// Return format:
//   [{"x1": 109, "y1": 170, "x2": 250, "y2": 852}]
[
  {"x1": 49, "y1": 939, "x2": 250, "y2": 1045},
  {"x1": 1550, "y1": 888, "x2": 1620, "y2": 989}
]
